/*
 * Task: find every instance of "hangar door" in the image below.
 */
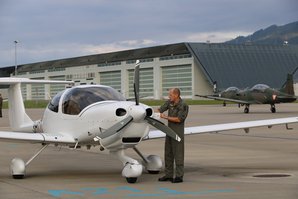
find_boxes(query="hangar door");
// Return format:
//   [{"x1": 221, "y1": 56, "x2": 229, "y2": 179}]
[
  {"x1": 128, "y1": 68, "x2": 154, "y2": 99},
  {"x1": 162, "y1": 65, "x2": 192, "y2": 97},
  {"x1": 99, "y1": 71, "x2": 121, "y2": 92}
]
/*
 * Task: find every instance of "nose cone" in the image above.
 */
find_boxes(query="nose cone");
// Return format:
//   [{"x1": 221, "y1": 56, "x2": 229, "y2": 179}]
[{"x1": 129, "y1": 105, "x2": 146, "y2": 122}]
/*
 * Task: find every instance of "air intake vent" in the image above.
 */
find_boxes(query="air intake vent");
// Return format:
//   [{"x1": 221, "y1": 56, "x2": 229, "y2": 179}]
[
  {"x1": 146, "y1": 108, "x2": 153, "y2": 117},
  {"x1": 122, "y1": 137, "x2": 141, "y2": 143},
  {"x1": 116, "y1": 108, "x2": 127, "y2": 116}
]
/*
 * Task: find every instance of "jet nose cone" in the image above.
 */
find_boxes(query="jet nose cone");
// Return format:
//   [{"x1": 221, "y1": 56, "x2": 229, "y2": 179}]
[{"x1": 129, "y1": 105, "x2": 146, "y2": 122}]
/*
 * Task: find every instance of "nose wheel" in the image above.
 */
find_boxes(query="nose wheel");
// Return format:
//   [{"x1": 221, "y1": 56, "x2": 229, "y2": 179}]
[{"x1": 126, "y1": 177, "x2": 138, "y2": 183}]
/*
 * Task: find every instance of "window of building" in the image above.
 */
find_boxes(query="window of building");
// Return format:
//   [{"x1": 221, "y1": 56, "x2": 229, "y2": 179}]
[{"x1": 159, "y1": 54, "x2": 191, "y2": 61}]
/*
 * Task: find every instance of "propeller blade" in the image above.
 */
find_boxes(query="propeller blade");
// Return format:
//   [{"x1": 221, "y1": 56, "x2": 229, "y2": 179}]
[
  {"x1": 99, "y1": 116, "x2": 133, "y2": 139},
  {"x1": 145, "y1": 116, "x2": 181, "y2": 142},
  {"x1": 134, "y1": 60, "x2": 140, "y2": 105}
]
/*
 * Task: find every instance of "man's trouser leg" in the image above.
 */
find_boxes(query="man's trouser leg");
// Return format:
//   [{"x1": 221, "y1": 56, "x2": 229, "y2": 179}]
[
  {"x1": 164, "y1": 136, "x2": 174, "y2": 177},
  {"x1": 173, "y1": 139, "x2": 184, "y2": 177}
]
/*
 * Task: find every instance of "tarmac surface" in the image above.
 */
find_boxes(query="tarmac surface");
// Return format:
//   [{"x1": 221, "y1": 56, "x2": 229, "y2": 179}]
[{"x1": 0, "y1": 103, "x2": 298, "y2": 198}]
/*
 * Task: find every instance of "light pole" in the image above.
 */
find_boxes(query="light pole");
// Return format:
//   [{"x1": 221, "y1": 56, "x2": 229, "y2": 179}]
[{"x1": 14, "y1": 40, "x2": 18, "y2": 76}]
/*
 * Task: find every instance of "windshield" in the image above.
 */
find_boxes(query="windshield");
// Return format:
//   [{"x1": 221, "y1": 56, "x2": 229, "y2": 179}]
[
  {"x1": 62, "y1": 86, "x2": 125, "y2": 115},
  {"x1": 48, "y1": 91, "x2": 65, "y2": 113}
]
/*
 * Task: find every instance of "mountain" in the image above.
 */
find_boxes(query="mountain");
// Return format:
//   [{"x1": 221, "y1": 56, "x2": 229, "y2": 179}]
[{"x1": 226, "y1": 21, "x2": 298, "y2": 45}]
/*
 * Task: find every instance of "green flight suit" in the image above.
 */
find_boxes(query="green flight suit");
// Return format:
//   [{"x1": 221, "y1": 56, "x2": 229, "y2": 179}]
[{"x1": 159, "y1": 98, "x2": 189, "y2": 178}]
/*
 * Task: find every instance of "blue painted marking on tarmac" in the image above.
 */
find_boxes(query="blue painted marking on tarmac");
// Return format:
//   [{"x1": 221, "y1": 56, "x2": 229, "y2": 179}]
[
  {"x1": 81, "y1": 187, "x2": 109, "y2": 195},
  {"x1": 115, "y1": 186, "x2": 143, "y2": 192},
  {"x1": 48, "y1": 190, "x2": 83, "y2": 197},
  {"x1": 48, "y1": 187, "x2": 235, "y2": 197}
]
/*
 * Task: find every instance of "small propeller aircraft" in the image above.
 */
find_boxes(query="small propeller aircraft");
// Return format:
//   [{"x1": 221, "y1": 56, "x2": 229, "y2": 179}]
[
  {"x1": 1, "y1": 61, "x2": 298, "y2": 183},
  {"x1": 196, "y1": 74, "x2": 297, "y2": 113}
]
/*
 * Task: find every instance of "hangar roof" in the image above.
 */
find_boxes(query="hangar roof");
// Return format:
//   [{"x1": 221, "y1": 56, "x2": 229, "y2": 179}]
[
  {"x1": 2, "y1": 42, "x2": 298, "y2": 90},
  {"x1": 186, "y1": 43, "x2": 298, "y2": 90},
  {"x1": 15, "y1": 43, "x2": 189, "y2": 73}
]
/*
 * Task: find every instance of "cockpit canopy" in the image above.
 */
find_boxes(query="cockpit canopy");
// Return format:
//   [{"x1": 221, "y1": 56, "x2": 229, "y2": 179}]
[
  {"x1": 48, "y1": 86, "x2": 126, "y2": 115},
  {"x1": 224, "y1": 87, "x2": 240, "y2": 92},
  {"x1": 251, "y1": 84, "x2": 270, "y2": 91}
]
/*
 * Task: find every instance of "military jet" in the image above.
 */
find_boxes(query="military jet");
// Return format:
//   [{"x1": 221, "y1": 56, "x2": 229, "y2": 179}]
[{"x1": 196, "y1": 74, "x2": 297, "y2": 113}]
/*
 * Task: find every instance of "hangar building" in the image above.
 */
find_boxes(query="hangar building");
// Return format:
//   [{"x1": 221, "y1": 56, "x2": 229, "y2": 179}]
[{"x1": 1, "y1": 42, "x2": 298, "y2": 100}]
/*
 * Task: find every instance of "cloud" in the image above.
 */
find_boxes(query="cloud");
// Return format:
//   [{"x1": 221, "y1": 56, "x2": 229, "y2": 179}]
[
  {"x1": 186, "y1": 31, "x2": 252, "y2": 43},
  {"x1": 0, "y1": 39, "x2": 158, "y2": 66},
  {"x1": 66, "y1": 39, "x2": 157, "y2": 56},
  {"x1": 0, "y1": 0, "x2": 297, "y2": 67}
]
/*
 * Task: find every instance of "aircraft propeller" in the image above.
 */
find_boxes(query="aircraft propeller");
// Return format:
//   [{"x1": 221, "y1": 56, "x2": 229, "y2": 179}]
[{"x1": 134, "y1": 60, "x2": 140, "y2": 105}]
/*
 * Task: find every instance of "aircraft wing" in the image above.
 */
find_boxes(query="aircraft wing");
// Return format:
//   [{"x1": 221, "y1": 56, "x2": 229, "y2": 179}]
[
  {"x1": 196, "y1": 94, "x2": 258, "y2": 104},
  {"x1": 0, "y1": 131, "x2": 76, "y2": 144},
  {"x1": 145, "y1": 117, "x2": 298, "y2": 139}
]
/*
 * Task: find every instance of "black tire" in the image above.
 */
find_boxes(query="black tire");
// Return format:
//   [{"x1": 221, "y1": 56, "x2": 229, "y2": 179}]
[
  {"x1": 126, "y1": 177, "x2": 138, "y2": 183},
  {"x1": 148, "y1": 170, "x2": 160, "y2": 174},
  {"x1": 244, "y1": 107, "x2": 249, "y2": 113},
  {"x1": 12, "y1": 175, "x2": 24, "y2": 179}
]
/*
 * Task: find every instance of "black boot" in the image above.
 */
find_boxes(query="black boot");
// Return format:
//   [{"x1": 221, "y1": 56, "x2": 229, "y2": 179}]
[
  {"x1": 158, "y1": 176, "x2": 173, "y2": 182},
  {"x1": 172, "y1": 176, "x2": 183, "y2": 183}
]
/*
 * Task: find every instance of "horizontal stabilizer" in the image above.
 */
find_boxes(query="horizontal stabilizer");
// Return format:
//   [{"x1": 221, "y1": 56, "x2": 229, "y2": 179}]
[{"x1": 0, "y1": 77, "x2": 73, "y2": 85}]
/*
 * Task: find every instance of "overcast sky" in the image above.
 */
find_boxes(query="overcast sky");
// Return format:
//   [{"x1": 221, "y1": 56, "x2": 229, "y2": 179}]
[{"x1": 0, "y1": 0, "x2": 297, "y2": 67}]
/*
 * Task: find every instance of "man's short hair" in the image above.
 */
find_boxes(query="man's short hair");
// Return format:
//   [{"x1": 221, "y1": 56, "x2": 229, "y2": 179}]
[{"x1": 172, "y1": 88, "x2": 180, "y2": 97}]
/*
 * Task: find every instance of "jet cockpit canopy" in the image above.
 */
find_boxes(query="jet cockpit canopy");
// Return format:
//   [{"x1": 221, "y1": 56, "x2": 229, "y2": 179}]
[
  {"x1": 224, "y1": 87, "x2": 240, "y2": 92},
  {"x1": 251, "y1": 84, "x2": 270, "y2": 91}
]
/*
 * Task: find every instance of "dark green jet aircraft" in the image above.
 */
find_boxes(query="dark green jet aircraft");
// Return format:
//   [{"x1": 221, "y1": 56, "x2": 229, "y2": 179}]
[{"x1": 196, "y1": 74, "x2": 297, "y2": 113}]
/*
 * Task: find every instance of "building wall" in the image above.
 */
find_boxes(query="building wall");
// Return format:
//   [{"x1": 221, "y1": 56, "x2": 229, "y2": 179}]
[{"x1": 4, "y1": 54, "x2": 206, "y2": 100}]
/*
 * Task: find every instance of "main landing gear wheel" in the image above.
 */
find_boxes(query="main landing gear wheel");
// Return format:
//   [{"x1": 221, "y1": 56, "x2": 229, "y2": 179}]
[
  {"x1": 126, "y1": 177, "x2": 138, "y2": 183},
  {"x1": 145, "y1": 155, "x2": 162, "y2": 174},
  {"x1": 271, "y1": 105, "x2": 276, "y2": 113},
  {"x1": 10, "y1": 145, "x2": 48, "y2": 180},
  {"x1": 11, "y1": 158, "x2": 25, "y2": 179},
  {"x1": 244, "y1": 107, "x2": 249, "y2": 113}
]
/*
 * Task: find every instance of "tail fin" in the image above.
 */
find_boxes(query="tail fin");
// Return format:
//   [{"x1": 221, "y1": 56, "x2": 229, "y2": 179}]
[
  {"x1": 280, "y1": 74, "x2": 294, "y2": 95},
  {"x1": 0, "y1": 78, "x2": 73, "y2": 132},
  {"x1": 8, "y1": 82, "x2": 34, "y2": 132}
]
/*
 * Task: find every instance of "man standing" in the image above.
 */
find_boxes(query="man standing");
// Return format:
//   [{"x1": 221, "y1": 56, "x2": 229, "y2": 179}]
[{"x1": 158, "y1": 88, "x2": 189, "y2": 183}]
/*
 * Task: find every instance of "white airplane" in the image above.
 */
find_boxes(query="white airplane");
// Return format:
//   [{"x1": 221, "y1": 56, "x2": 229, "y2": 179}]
[{"x1": 1, "y1": 60, "x2": 298, "y2": 183}]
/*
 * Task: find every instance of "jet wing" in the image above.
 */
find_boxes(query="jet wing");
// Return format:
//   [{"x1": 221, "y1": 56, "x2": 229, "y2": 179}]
[
  {"x1": 0, "y1": 131, "x2": 76, "y2": 144},
  {"x1": 196, "y1": 94, "x2": 258, "y2": 104},
  {"x1": 145, "y1": 117, "x2": 298, "y2": 139}
]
